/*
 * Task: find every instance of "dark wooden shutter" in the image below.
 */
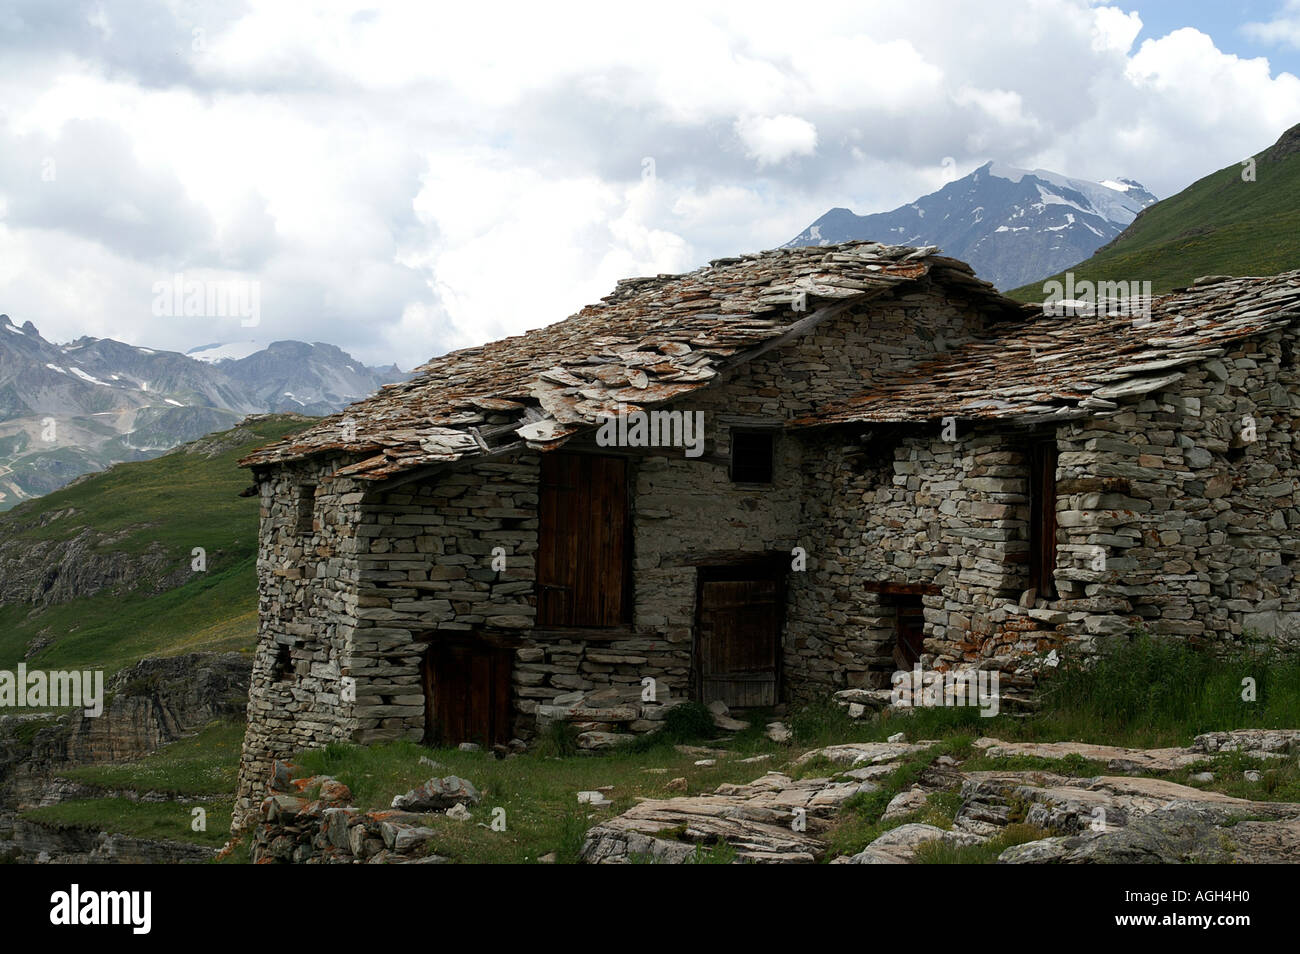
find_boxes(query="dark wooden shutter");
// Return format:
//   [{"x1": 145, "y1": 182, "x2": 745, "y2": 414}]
[
  {"x1": 537, "y1": 453, "x2": 629, "y2": 626},
  {"x1": 698, "y1": 578, "x2": 781, "y2": 707},
  {"x1": 1028, "y1": 443, "x2": 1059, "y2": 598}
]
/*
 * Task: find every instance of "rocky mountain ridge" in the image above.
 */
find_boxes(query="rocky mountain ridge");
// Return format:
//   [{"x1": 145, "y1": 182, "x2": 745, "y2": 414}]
[
  {"x1": 0, "y1": 314, "x2": 405, "y2": 508},
  {"x1": 786, "y1": 162, "x2": 1157, "y2": 289}
]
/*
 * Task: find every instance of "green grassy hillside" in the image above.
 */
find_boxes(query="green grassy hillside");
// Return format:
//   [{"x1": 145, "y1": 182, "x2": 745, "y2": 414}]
[
  {"x1": 0, "y1": 414, "x2": 311, "y2": 675},
  {"x1": 1008, "y1": 122, "x2": 1300, "y2": 300}
]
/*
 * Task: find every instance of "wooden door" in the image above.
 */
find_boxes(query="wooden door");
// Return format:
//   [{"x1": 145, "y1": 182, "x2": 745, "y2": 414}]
[
  {"x1": 1029, "y1": 442, "x2": 1059, "y2": 598},
  {"x1": 697, "y1": 577, "x2": 782, "y2": 707},
  {"x1": 424, "y1": 640, "x2": 513, "y2": 747},
  {"x1": 892, "y1": 598, "x2": 926, "y2": 669},
  {"x1": 537, "y1": 453, "x2": 629, "y2": 626}
]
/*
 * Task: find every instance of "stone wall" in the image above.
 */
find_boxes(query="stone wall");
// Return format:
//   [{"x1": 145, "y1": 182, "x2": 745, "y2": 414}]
[
  {"x1": 234, "y1": 455, "x2": 366, "y2": 829},
  {"x1": 784, "y1": 426, "x2": 1052, "y2": 699},
  {"x1": 231, "y1": 281, "x2": 1068, "y2": 824},
  {"x1": 604, "y1": 281, "x2": 1001, "y2": 699},
  {"x1": 784, "y1": 323, "x2": 1300, "y2": 702},
  {"x1": 351, "y1": 458, "x2": 541, "y2": 744},
  {"x1": 1053, "y1": 326, "x2": 1300, "y2": 647}
]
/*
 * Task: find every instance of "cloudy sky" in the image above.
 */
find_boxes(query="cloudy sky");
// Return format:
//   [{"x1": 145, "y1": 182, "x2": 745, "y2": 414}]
[{"x1": 2, "y1": 0, "x2": 1300, "y2": 369}]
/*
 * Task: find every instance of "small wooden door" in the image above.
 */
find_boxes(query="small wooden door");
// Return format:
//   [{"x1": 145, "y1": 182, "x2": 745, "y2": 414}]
[
  {"x1": 892, "y1": 598, "x2": 926, "y2": 669},
  {"x1": 697, "y1": 576, "x2": 782, "y2": 708},
  {"x1": 423, "y1": 640, "x2": 513, "y2": 747},
  {"x1": 537, "y1": 453, "x2": 630, "y2": 626}
]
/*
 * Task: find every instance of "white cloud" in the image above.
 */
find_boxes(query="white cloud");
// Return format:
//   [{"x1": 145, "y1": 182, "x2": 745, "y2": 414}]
[
  {"x1": 1244, "y1": 1, "x2": 1300, "y2": 50},
  {"x1": 1091, "y1": 6, "x2": 1142, "y2": 53},
  {"x1": 1, "y1": 0, "x2": 1299, "y2": 369},
  {"x1": 734, "y1": 114, "x2": 819, "y2": 166},
  {"x1": 409, "y1": 150, "x2": 692, "y2": 351}
]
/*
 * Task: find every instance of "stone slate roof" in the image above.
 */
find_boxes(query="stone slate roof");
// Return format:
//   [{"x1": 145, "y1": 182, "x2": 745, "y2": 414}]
[
  {"x1": 793, "y1": 271, "x2": 1300, "y2": 429},
  {"x1": 240, "y1": 241, "x2": 1022, "y2": 478}
]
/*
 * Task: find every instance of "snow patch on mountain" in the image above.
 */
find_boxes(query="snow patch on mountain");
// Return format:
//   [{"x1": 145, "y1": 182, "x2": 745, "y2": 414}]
[
  {"x1": 68, "y1": 367, "x2": 109, "y2": 386},
  {"x1": 187, "y1": 340, "x2": 265, "y2": 363},
  {"x1": 986, "y1": 163, "x2": 1151, "y2": 226}
]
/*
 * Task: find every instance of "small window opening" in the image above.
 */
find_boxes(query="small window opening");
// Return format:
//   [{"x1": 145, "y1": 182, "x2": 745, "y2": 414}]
[
  {"x1": 272, "y1": 643, "x2": 294, "y2": 682},
  {"x1": 848, "y1": 429, "x2": 903, "y2": 482},
  {"x1": 295, "y1": 483, "x2": 316, "y2": 535},
  {"x1": 730, "y1": 430, "x2": 775, "y2": 484}
]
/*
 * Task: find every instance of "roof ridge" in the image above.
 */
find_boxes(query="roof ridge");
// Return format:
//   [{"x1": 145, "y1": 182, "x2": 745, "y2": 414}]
[{"x1": 238, "y1": 242, "x2": 1020, "y2": 477}]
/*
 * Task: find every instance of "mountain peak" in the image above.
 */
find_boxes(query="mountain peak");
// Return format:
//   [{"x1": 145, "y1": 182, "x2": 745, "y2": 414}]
[
  {"x1": 785, "y1": 161, "x2": 1157, "y2": 289},
  {"x1": 1009, "y1": 120, "x2": 1300, "y2": 299}
]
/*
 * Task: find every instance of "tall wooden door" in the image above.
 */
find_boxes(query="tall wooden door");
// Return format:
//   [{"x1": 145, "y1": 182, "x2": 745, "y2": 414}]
[
  {"x1": 537, "y1": 453, "x2": 629, "y2": 626},
  {"x1": 697, "y1": 576, "x2": 782, "y2": 708},
  {"x1": 1028, "y1": 442, "x2": 1059, "y2": 598},
  {"x1": 423, "y1": 640, "x2": 513, "y2": 747}
]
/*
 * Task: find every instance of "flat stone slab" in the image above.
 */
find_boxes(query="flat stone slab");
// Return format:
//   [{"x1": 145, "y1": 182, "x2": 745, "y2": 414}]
[
  {"x1": 847, "y1": 823, "x2": 984, "y2": 864},
  {"x1": 973, "y1": 737, "x2": 1202, "y2": 773},
  {"x1": 795, "y1": 741, "x2": 934, "y2": 767},
  {"x1": 534, "y1": 704, "x2": 640, "y2": 723},
  {"x1": 581, "y1": 771, "x2": 871, "y2": 863},
  {"x1": 1192, "y1": 729, "x2": 1300, "y2": 755}
]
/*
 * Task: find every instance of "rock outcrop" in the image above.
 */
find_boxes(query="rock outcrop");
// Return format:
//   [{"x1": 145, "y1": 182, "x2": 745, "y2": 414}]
[
  {"x1": 0, "y1": 652, "x2": 250, "y2": 863},
  {"x1": 582, "y1": 730, "x2": 1300, "y2": 864}
]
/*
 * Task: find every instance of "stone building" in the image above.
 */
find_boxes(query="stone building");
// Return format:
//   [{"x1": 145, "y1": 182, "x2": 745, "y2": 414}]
[{"x1": 232, "y1": 241, "x2": 1300, "y2": 828}]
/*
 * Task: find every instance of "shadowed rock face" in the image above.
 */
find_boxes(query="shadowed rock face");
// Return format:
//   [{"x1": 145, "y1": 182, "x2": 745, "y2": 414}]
[
  {"x1": 994, "y1": 799, "x2": 1300, "y2": 865},
  {"x1": 0, "y1": 528, "x2": 183, "y2": 609},
  {"x1": 580, "y1": 731, "x2": 1300, "y2": 864},
  {"x1": 7, "y1": 819, "x2": 215, "y2": 864}
]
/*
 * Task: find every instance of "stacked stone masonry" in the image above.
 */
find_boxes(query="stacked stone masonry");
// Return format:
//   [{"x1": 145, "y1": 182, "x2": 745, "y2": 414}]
[{"x1": 233, "y1": 267, "x2": 1300, "y2": 832}]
